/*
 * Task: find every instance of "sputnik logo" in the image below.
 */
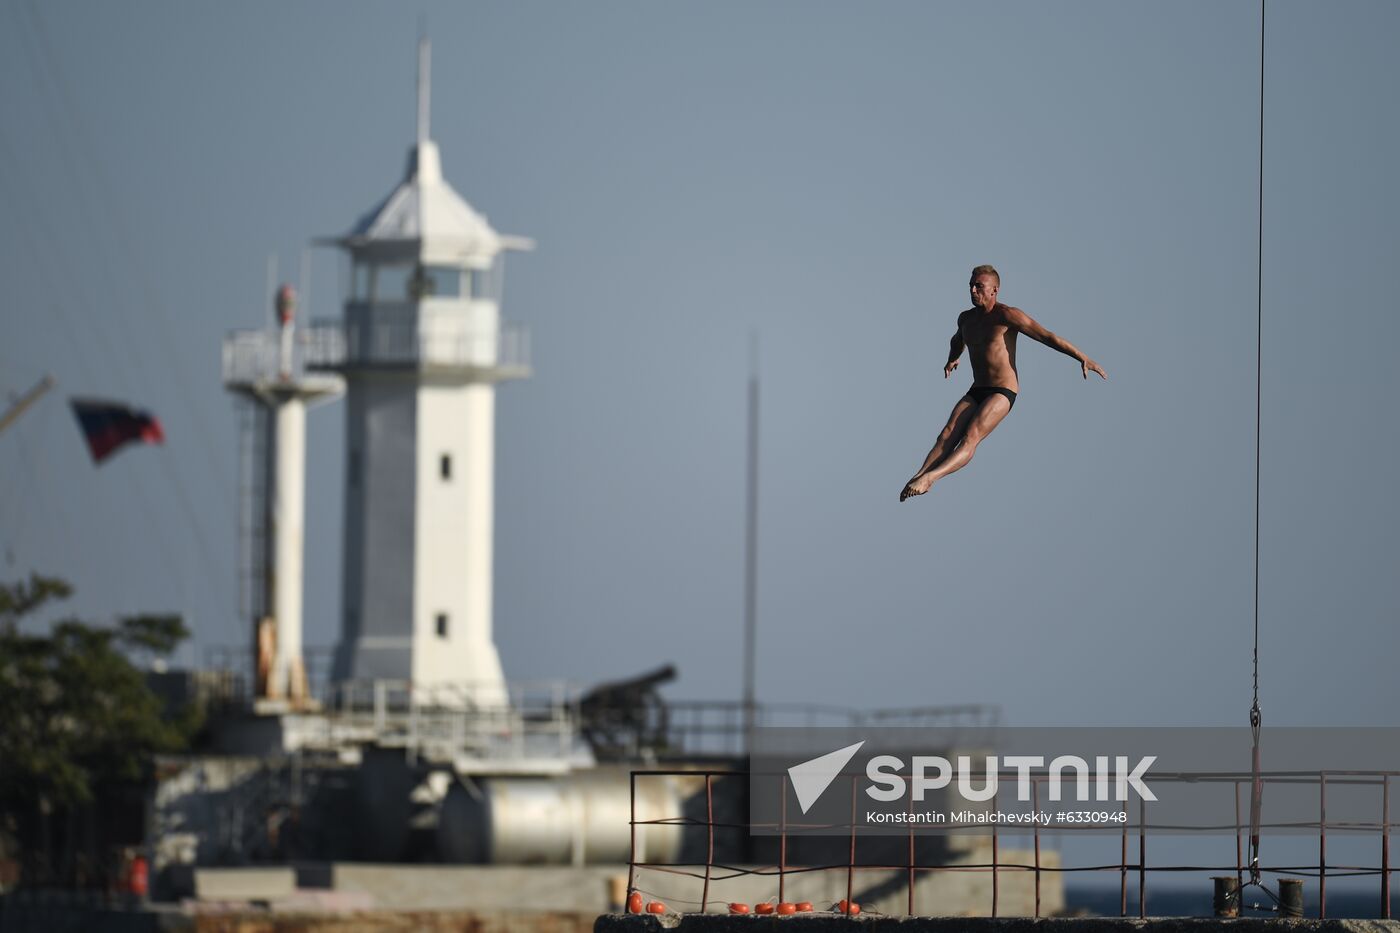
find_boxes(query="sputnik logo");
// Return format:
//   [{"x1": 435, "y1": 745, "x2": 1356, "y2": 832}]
[{"x1": 788, "y1": 741, "x2": 866, "y2": 814}]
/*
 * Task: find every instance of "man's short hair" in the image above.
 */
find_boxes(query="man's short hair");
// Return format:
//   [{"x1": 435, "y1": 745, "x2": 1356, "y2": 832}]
[{"x1": 970, "y1": 264, "x2": 1000, "y2": 283}]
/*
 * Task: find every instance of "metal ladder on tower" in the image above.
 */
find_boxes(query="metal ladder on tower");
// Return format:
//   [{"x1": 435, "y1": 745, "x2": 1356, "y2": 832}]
[{"x1": 236, "y1": 398, "x2": 269, "y2": 684}]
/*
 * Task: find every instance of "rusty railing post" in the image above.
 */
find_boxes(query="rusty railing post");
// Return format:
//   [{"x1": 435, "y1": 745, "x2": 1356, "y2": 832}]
[
  {"x1": 1120, "y1": 797, "x2": 1128, "y2": 917},
  {"x1": 1383, "y1": 774, "x2": 1391, "y2": 920},
  {"x1": 702, "y1": 772, "x2": 714, "y2": 913},
  {"x1": 847, "y1": 774, "x2": 857, "y2": 917},
  {"x1": 1234, "y1": 779, "x2": 1244, "y2": 892},
  {"x1": 991, "y1": 781, "x2": 999, "y2": 919},
  {"x1": 1033, "y1": 777, "x2": 1042, "y2": 918},
  {"x1": 779, "y1": 772, "x2": 787, "y2": 907},
  {"x1": 1138, "y1": 795, "x2": 1147, "y2": 919},
  {"x1": 907, "y1": 776, "x2": 915, "y2": 916},
  {"x1": 1320, "y1": 772, "x2": 1328, "y2": 918},
  {"x1": 627, "y1": 770, "x2": 637, "y2": 902}
]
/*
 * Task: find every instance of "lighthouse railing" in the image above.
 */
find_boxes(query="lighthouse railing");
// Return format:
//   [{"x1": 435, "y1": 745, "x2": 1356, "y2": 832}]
[
  {"x1": 302, "y1": 318, "x2": 530, "y2": 377},
  {"x1": 222, "y1": 328, "x2": 317, "y2": 384}
]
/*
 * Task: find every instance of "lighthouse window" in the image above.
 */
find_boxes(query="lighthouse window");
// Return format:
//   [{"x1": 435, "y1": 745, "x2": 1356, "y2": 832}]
[
  {"x1": 422, "y1": 266, "x2": 462, "y2": 298},
  {"x1": 351, "y1": 262, "x2": 371, "y2": 300},
  {"x1": 370, "y1": 263, "x2": 462, "y2": 300},
  {"x1": 471, "y1": 260, "x2": 500, "y2": 301},
  {"x1": 373, "y1": 264, "x2": 412, "y2": 302},
  {"x1": 439, "y1": 453, "x2": 452, "y2": 480},
  {"x1": 435, "y1": 613, "x2": 449, "y2": 638}
]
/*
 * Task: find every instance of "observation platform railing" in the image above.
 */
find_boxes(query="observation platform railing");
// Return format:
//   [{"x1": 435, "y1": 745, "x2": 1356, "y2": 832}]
[
  {"x1": 300, "y1": 317, "x2": 530, "y2": 378},
  {"x1": 222, "y1": 327, "x2": 339, "y2": 386}
]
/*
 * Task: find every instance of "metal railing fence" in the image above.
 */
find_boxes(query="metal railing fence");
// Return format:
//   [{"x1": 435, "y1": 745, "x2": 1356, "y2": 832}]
[{"x1": 628, "y1": 767, "x2": 1400, "y2": 919}]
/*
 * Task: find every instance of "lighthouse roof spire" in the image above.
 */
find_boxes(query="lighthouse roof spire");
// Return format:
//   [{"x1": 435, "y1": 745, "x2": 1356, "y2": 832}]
[
  {"x1": 332, "y1": 37, "x2": 534, "y2": 266},
  {"x1": 416, "y1": 34, "x2": 430, "y2": 145}
]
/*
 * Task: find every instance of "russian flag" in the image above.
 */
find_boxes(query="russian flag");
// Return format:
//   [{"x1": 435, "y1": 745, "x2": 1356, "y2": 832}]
[{"x1": 69, "y1": 398, "x2": 165, "y2": 464}]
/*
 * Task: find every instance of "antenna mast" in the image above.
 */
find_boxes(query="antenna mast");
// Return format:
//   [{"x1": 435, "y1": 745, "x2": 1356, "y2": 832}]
[
  {"x1": 416, "y1": 34, "x2": 431, "y2": 144},
  {"x1": 742, "y1": 335, "x2": 760, "y2": 747}
]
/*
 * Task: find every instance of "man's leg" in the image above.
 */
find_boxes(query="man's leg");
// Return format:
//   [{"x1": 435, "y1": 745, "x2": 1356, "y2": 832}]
[
  {"x1": 900, "y1": 394, "x2": 1013, "y2": 499},
  {"x1": 913, "y1": 395, "x2": 1013, "y2": 487},
  {"x1": 900, "y1": 395, "x2": 977, "y2": 501}
]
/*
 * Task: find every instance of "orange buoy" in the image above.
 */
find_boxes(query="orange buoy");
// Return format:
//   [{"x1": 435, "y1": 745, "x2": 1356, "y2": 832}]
[
  {"x1": 795, "y1": 902, "x2": 813, "y2": 912},
  {"x1": 125, "y1": 855, "x2": 149, "y2": 897},
  {"x1": 646, "y1": 901, "x2": 667, "y2": 914},
  {"x1": 728, "y1": 903, "x2": 751, "y2": 914},
  {"x1": 627, "y1": 892, "x2": 644, "y2": 914},
  {"x1": 777, "y1": 903, "x2": 797, "y2": 915},
  {"x1": 837, "y1": 899, "x2": 861, "y2": 916},
  {"x1": 755, "y1": 902, "x2": 776, "y2": 915}
]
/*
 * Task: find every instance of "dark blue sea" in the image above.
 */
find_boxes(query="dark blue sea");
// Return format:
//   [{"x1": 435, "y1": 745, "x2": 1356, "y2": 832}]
[{"x1": 1066, "y1": 884, "x2": 1396, "y2": 919}]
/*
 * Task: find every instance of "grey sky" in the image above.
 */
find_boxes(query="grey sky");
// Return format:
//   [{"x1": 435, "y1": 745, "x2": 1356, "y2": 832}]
[{"x1": 1, "y1": 0, "x2": 1396, "y2": 728}]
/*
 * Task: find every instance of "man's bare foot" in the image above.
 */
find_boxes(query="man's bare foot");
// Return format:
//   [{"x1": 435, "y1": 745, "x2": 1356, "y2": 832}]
[{"x1": 899, "y1": 473, "x2": 935, "y2": 501}]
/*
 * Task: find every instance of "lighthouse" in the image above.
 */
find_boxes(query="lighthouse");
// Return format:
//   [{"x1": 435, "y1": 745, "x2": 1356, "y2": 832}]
[{"x1": 316, "y1": 39, "x2": 532, "y2": 707}]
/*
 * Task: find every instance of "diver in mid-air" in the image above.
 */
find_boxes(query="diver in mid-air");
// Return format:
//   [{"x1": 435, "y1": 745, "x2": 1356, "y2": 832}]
[{"x1": 900, "y1": 265, "x2": 1107, "y2": 502}]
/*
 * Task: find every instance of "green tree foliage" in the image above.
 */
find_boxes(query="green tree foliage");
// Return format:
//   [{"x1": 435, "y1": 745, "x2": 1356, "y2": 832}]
[
  {"x1": 0, "y1": 576, "x2": 193, "y2": 816},
  {"x1": 119, "y1": 613, "x2": 189, "y2": 661},
  {"x1": 0, "y1": 573, "x2": 72, "y2": 633}
]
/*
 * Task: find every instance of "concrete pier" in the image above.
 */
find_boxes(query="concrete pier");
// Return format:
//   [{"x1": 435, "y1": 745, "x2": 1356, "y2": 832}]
[
  {"x1": 597, "y1": 916, "x2": 1400, "y2": 933},
  {"x1": 0, "y1": 900, "x2": 597, "y2": 933}
]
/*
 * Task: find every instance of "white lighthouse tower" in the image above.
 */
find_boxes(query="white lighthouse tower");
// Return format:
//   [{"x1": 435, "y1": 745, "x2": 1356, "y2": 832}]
[{"x1": 318, "y1": 39, "x2": 532, "y2": 707}]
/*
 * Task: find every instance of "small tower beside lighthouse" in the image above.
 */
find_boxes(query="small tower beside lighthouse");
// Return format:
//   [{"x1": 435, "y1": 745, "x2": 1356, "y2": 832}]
[
  {"x1": 223, "y1": 285, "x2": 344, "y2": 706},
  {"x1": 316, "y1": 38, "x2": 532, "y2": 707}
]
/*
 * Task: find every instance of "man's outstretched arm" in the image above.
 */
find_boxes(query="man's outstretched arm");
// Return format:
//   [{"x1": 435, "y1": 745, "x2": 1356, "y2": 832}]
[
  {"x1": 944, "y1": 330, "x2": 965, "y2": 378},
  {"x1": 1005, "y1": 306, "x2": 1107, "y2": 379}
]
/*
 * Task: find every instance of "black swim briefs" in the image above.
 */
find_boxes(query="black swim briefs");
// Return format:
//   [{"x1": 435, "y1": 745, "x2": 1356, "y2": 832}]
[{"x1": 964, "y1": 385, "x2": 1017, "y2": 409}]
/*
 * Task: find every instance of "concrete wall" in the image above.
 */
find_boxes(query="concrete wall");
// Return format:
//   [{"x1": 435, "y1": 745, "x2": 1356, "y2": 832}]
[
  {"x1": 151, "y1": 756, "x2": 270, "y2": 876},
  {"x1": 175, "y1": 860, "x2": 1055, "y2": 917},
  {"x1": 0, "y1": 899, "x2": 598, "y2": 933},
  {"x1": 622, "y1": 851, "x2": 1060, "y2": 919},
  {"x1": 596, "y1": 916, "x2": 1400, "y2": 933},
  {"x1": 330, "y1": 864, "x2": 626, "y2": 912}
]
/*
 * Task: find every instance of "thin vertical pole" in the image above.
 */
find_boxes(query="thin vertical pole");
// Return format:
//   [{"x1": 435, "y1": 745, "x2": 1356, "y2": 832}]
[
  {"x1": 416, "y1": 34, "x2": 431, "y2": 144},
  {"x1": 741, "y1": 337, "x2": 759, "y2": 746},
  {"x1": 1383, "y1": 775, "x2": 1391, "y2": 920},
  {"x1": 627, "y1": 771, "x2": 637, "y2": 899},
  {"x1": 1320, "y1": 773, "x2": 1328, "y2": 918},
  {"x1": 846, "y1": 775, "x2": 857, "y2": 916},
  {"x1": 299, "y1": 248, "x2": 312, "y2": 324},
  {"x1": 1248, "y1": 0, "x2": 1268, "y2": 887},
  {"x1": 1250, "y1": 0, "x2": 1266, "y2": 722},
  {"x1": 779, "y1": 773, "x2": 788, "y2": 906},
  {"x1": 266, "y1": 254, "x2": 278, "y2": 330},
  {"x1": 702, "y1": 773, "x2": 714, "y2": 913},
  {"x1": 907, "y1": 781, "x2": 916, "y2": 916},
  {"x1": 991, "y1": 783, "x2": 999, "y2": 919},
  {"x1": 1120, "y1": 798, "x2": 1129, "y2": 917},
  {"x1": 1033, "y1": 778, "x2": 1042, "y2": 918},
  {"x1": 1234, "y1": 781, "x2": 1244, "y2": 892},
  {"x1": 1139, "y1": 796, "x2": 1147, "y2": 919}
]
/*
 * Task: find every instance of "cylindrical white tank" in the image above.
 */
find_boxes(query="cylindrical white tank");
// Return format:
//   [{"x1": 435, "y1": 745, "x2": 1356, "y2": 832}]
[{"x1": 437, "y1": 768, "x2": 688, "y2": 865}]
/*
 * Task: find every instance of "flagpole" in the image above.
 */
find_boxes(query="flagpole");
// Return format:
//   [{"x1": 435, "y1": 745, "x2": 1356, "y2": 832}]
[{"x1": 0, "y1": 375, "x2": 55, "y2": 439}]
